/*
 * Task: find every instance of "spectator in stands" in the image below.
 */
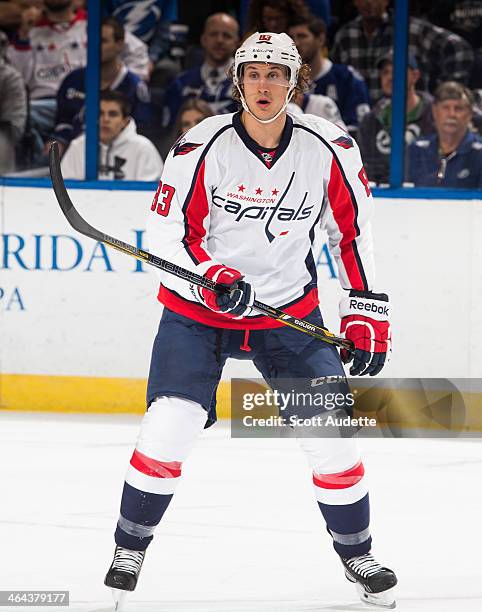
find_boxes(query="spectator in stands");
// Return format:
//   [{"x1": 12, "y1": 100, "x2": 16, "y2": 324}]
[
  {"x1": 6, "y1": 0, "x2": 149, "y2": 159},
  {"x1": 288, "y1": 15, "x2": 370, "y2": 133},
  {"x1": 174, "y1": 98, "x2": 213, "y2": 138},
  {"x1": 331, "y1": 0, "x2": 474, "y2": 103},
  {"x1": 408, "y1": 81, "x2": 482, "y2": 188},
  {"x1": 0, "y1": 29, "x2": 27, "y2": 173},
  {"x1": 424, "y1": 1, "x2": 482, "y2": 89},
  {"x1": 61, "y1": 90, "x2": 163, "y2": 180},
  {"x1": 51, "y1": 17, "x2": 152, "y2": 154},
  {"x1": 162, "y1": 12, "x2": 239, "y2": 128},
  {"x1": 358, "y1": 51, "x2": 434, "y2": 184},
  {"x1": 59, "y1": 2, "x2": 150, "y2": 80},
  {"x1": 8, "y1": 0, "x2": 42, "y2": 48},
  {"x1": 8, "y1": 0, "x2": 87, "y2": 144},
  {"x1": 288, "y1": 89, "x2": 347, "y2": 130},
  {"x1": 246, "y1": 0, "x2": 311, "y2": 35},
  {"x1": 7, "y1": 0, "x2": 149, "y2": 101},
  {"x1": 0, "y1": 1, "x2": 22, "y2": 34}
]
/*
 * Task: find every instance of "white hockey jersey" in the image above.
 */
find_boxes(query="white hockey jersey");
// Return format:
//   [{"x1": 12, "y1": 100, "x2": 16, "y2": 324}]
[
  {"x1": 8, "y1": 11, "x2": 149, "y2": 99},
  {"x1": 9, "y1": 11, "x2": 87, "y2": 99},
  {"x1": 147, "y1": 112, "x2": 375, "y2": 329}
]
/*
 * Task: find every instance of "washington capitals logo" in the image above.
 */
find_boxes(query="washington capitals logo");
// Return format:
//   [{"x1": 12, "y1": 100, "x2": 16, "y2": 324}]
[
  {"x1": 331, "y1": 135, "x2": 354, "y2": 149},
  {"x1": 172, "y1": 139, "x2": 203, "y2": 157},
  {"x1": 212, "y1": 172, "x2": 311, "y2": 244}
]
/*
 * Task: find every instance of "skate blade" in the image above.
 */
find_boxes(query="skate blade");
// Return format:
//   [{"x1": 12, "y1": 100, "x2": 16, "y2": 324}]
[
  {"x1": 354, "y1": 583, "x2": 396, "y2": 609},
  {"x1": 110, "y1": 588, "x2": 128, "y2": 612}
]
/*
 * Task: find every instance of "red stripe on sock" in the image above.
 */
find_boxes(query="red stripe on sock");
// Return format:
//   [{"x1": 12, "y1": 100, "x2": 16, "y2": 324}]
[
  {"x1": 130, "y1": 449, "x2": 182, "y2": 478},
  {"x1": 313, "y1": 461, "x2": 364, "y2": 489}
]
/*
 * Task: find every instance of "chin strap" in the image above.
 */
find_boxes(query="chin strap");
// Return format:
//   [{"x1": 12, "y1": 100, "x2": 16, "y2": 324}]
[{"x1": 236, "y1": 84, "x2": 295, "y2": 124}]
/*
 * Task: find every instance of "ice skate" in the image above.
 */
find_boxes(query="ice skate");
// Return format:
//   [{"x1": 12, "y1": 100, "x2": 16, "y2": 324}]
[
  {"x1": 104, "y1": 546, "x2": 146, "y2": 610},
  {"x1": 341, "y1": 553, "x2": 397, "y2": 608}
]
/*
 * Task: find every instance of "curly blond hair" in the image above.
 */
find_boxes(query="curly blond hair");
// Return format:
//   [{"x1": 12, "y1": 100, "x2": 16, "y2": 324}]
[{"x1": 228, "y1": 62, "x2": 312, "y2": 107}]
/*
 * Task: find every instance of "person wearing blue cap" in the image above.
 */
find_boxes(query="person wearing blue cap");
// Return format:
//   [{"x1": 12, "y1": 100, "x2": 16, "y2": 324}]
[{"x1": 358, "y1": 50, "x2": 434, "y2": 184}]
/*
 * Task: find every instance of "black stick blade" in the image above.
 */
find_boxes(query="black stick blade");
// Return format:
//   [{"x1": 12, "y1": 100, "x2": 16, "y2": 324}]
[{"x1": 48, "y1": 141, "x2": 101, "y2": 241}]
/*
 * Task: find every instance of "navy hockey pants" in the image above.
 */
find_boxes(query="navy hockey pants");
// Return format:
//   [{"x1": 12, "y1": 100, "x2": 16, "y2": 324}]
[{"x1": 146, "y1": 306, "x2": 348, "y2": 426}]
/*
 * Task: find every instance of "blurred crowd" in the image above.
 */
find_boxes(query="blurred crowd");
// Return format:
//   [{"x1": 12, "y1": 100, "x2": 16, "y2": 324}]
[{"x1": 0, "y1": 0, "x2": 481, "y2": 187}]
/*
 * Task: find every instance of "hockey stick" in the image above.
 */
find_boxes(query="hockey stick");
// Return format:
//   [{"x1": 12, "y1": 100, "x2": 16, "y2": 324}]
[{"x1": 49, "y1": 142, "x2": 353, "y2": 353}]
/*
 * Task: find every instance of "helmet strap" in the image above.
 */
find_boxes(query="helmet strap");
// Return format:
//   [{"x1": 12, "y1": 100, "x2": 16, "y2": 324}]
[{"x1": 236, "y1": 83, "x2": 296, "y2": 125}]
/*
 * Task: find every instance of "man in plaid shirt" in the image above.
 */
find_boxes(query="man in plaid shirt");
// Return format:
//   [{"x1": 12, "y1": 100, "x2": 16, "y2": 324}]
[{"x1": 331, "y1": 0, "x2": 474, "y2": 103}]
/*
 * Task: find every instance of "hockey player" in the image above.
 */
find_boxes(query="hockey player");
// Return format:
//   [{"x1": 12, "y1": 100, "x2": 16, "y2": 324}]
[{"x1": 104, "y1": 32, "x2": 397, "y2": 608}]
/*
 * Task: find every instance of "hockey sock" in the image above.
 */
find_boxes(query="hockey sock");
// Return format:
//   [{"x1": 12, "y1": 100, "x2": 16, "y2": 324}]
[
  {"x1": 114, "y1": 454, "x2": 181, "y2": 551},
  {"x1": 313, "y1": 462, "x2": 371, "y2": 558},
  {"x1": 297, "y1": 436, "x2": 371, "y2": 558},
  {"x1": 114, "y1": 396, "x2": 207, "y2": 551}
]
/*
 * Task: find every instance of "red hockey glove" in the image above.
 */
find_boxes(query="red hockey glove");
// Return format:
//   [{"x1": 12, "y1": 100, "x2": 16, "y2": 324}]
[
  {"x1": 197, "y1": 264, "x2": 255, "y2": 319},
  {"x1": 339, "y1": 290, "x2": 391, "y2": 376}
]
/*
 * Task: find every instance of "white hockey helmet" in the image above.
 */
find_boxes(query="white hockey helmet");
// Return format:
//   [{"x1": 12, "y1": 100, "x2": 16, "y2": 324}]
[{"x1": 233, "y1": 32, "x2": 302, "y2": 90}]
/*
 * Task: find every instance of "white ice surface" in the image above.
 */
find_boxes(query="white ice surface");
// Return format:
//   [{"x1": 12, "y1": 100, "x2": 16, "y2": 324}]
[{"x1": 1, "y1": 412, "x2": 481, "y2": 612}]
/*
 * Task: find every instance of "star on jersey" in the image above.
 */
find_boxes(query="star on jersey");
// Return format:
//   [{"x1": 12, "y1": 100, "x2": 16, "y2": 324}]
[
  {"x1": 237, "y1": 184, "x2": 246, "y2": 192},
  {"x1": 272, "y1": 188, "x2": 279, "y2": 196},
  {"x1": 255, "y1": 187, "x2": 263, "y2": 195}
]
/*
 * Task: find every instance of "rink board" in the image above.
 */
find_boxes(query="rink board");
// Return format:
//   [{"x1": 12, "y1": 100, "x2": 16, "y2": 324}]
[
  {"x1": 2, "y1": 186, "x2": 482, "y2": 425},
  {"x1": 3, "y1": 373, "x2": 482, "y2": 433}
]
